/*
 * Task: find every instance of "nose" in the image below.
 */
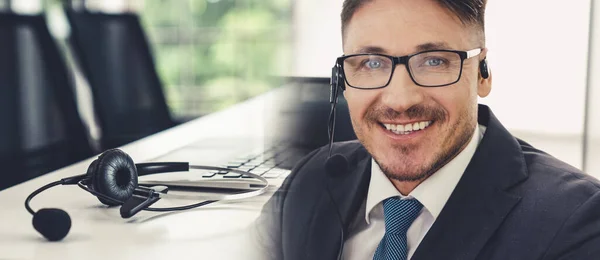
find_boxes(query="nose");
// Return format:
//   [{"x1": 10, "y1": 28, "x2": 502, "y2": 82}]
[{"x1": 380, "y1": 65, "x2": 425, "y2": 113}]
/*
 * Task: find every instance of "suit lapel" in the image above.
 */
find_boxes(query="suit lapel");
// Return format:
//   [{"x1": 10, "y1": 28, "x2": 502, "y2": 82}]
[
  {"x1": 412, "y1": 105, "x2": 528, "y2": 260},
  {"x1": 305, "y1": 146, "x2": 372, "y2": 260}
]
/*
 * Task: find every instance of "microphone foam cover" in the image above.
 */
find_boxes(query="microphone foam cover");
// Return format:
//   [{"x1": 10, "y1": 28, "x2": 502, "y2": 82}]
[
  {"x1": 325, "y1": 154, "x2": 349, "y2": 177},
  {"x1": 33, "y1": 208, "x2": 71, "y2": 241}
]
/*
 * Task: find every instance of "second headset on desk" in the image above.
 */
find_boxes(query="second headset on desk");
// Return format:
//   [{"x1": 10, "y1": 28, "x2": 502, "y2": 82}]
[{"x1": 24, "y1": 148, "x2": 269, "y2": 242}]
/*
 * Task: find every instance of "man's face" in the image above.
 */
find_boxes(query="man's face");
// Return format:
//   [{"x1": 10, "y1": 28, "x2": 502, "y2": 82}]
[{"x1": 342, "y1": 0, "x2": 491, "y2": 182}]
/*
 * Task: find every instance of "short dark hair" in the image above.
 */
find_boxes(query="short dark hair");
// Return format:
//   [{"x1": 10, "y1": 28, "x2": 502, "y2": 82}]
[{"x1": 341, "y1": 0, "x2": 487, "y2": 40}]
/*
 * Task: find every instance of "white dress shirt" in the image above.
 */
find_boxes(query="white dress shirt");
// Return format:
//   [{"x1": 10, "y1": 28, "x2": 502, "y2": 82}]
[{"x1": 342, "y1": 125, "x2": 485, "y2": 260}]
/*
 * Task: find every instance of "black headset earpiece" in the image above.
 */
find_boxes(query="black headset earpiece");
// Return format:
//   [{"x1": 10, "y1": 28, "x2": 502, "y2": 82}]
[
  {"x1": 330, "y1": 64, "x2": 343, "y2": 104},
  {"x1": 332, "y1": 63, "x2": 345, "y2": 93},
  {"x1": 479, "y1": 58, "x2": 489, "y2": 79},
  {"x1": 86, "y1": 149, "x2": 138, "y2": 206},
  {"x1": 329, "y1": 63, "x2": 345, "y2": 156}
]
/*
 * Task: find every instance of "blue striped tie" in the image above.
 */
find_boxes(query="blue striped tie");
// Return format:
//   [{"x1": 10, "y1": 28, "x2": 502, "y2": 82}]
[{"x1": 373, "y1": 197, "x2": 423, "y2": 260}]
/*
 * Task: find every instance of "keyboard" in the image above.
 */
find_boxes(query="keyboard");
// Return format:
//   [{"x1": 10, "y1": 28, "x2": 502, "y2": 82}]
[
  {"x1": 137, "y1": 142, "x2": 311, "y2": 191},
  {"x1": 201, "y1": 143, "x2": 307, "y2": 180}
]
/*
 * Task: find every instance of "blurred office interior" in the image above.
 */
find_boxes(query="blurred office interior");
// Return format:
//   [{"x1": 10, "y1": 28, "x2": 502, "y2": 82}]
[{"x1": 0, "y1": 0, "x2": 598, "y2": 191}]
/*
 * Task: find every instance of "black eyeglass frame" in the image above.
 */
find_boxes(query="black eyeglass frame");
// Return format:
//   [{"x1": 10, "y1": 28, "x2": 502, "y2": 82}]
[{"x1": 335, "y1": 48, "x2": 483, "y2": 89}]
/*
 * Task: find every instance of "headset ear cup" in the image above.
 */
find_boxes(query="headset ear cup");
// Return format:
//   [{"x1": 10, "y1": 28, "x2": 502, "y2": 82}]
[
  {"x1": 93, "y1": 149, "x2": 138, "y2": 206},
  {"x1": 479, "y1": 59, "x2": 489, "y2": 79},
  {"x1": 85, "y1": 159, "x2": 99, "y2": 190}
]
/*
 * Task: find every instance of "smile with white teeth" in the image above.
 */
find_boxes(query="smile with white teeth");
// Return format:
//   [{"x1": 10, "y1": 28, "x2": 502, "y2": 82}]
[{"x1": 383, "y1": 121, "x2": 432, "y2": 135}]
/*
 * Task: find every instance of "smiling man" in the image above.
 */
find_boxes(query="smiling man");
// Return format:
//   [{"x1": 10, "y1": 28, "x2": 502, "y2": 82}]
[{"x1": 256, "y1": 0, "x2": 600, "y2": 259}]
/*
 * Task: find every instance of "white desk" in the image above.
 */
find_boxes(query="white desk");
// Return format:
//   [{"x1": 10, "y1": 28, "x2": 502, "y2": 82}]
[{"x1": 0, "y1": 88, "x2": 287, "y2": 260}]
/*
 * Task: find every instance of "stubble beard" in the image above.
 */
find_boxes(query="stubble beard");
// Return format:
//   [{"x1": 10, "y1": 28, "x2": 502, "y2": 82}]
[{"x1": 354, "y1": 105, "x2": 476, "y2": 183}]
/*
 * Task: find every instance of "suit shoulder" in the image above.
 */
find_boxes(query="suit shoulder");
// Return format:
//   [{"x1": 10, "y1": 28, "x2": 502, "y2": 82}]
[
  {"x1": 518, "y1": 138, "x2": 600, "y2": 199},
  {"x1": 279, "y1": 140, "x2": 366, "y2": 191},
  {"x1": 327, "y1": 140, "x2": 367, "y2": 158},
  {"x1": 517, "y1": 140, "x2": 600, "y2": 258}
]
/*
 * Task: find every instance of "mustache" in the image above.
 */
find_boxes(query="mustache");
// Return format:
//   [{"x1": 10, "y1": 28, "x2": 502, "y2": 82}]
[{"x1": 365, "y1": 105, "x2": 447, "y2": 123}]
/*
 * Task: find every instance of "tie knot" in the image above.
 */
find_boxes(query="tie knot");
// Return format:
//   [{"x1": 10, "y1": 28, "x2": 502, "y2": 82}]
[{"x1": 382, "y1": 197, "x2": 423, "y2": 235}]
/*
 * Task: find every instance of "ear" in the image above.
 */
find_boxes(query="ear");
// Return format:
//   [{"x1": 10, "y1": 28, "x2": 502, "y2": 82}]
[
  {"x1": 477, "y1": 49, "x2": 492, "y2": 98},
  {"x1": 478, "y1": 68, "x2": 492, "y2": 97}
]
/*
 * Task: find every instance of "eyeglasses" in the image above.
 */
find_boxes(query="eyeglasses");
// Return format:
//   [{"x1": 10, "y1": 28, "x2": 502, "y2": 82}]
[{"x1": 336, "y1": 48, "x2": 482, "y2": 89}]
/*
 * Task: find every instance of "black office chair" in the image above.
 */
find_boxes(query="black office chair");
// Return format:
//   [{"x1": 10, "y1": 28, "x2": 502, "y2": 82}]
[
  {"x1": 272, "y1": 77, "x2": 357, "y2": 151},
  {"x1": 65, "y1": 10, "x2": 176, "y2": 150},
  {"x1": 0, "y1": 13, "x2": 94, "y2": 191}
]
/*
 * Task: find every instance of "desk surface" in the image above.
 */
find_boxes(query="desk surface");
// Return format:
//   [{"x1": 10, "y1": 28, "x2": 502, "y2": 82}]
[{"x1": 0, "y1": 88, "x2": 287, "y2": 260}]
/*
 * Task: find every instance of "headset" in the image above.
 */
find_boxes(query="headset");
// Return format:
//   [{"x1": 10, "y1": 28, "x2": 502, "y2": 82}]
[
  {"x1": 479, "y1": 58, "x2": 490, "y2": 79},
  {"x1": 326, "y1": 60, "x2": 348, "y2": 260},
  {"x1": 24, "y1": 148, "x2": 268, "y2": 242}
]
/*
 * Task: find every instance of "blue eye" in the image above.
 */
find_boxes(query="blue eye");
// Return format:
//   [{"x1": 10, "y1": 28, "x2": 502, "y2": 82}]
[
  {"x1": 425, "y1": 58, "x2": 444, "y2": 66},
  {"x1": 366, "y1": 60, "x2": 382, "y2": 69}
]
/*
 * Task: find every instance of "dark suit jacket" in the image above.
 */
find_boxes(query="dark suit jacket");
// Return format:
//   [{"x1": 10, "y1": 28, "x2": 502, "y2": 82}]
[{"x1": 255, "y1": 104, "x2": 600, "y2": 260}]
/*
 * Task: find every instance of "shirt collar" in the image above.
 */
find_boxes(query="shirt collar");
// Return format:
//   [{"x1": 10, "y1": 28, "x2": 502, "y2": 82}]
[{"x1": 365, "y1": 125, "x2": 485, "y2": 224}]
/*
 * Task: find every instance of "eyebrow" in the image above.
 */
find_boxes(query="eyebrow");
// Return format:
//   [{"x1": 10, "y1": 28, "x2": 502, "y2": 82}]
[
  {"x1": 415, "y1": 42, "x2": 452, "y2": 52},
  {"x1": 355, "y1": 46, "x2": 387, "y2": 54},
  {"x1": 352, "y1": 41, "x2": 452, "y2": 55}
]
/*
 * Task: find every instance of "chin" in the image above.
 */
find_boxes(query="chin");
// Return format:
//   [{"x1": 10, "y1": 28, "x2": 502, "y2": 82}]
[
  {"x1": 375, "y1": 149, "x2": 435, "y2": 182},
  {"x1": 380, "y1": 162, "x2": 434, "y2": 182}
]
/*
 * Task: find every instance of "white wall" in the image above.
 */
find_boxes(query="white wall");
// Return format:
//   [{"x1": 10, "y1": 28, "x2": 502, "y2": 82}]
[
  {"x1": 291, "y1": 0, "x2": 342, "y2": 77},
  {"x1": 482, "y1": 0, "x2": 591, "y2": 136}
]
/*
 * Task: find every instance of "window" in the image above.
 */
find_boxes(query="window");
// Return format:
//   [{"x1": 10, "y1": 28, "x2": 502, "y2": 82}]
[{"x1": 140, "y1": 0, "x2": 292, "y2": 118}]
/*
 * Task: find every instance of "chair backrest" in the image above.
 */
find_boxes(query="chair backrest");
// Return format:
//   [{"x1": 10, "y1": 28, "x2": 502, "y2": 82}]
[
  {"x1": 0, "y1": 13, "x2": 94, "y2": 190},
  {"x1": 266, "y1": 77, "x2": 357, "y2": 150},
  {"x1": 65, "y1": 10, "x2": 175, "y2": 150}
]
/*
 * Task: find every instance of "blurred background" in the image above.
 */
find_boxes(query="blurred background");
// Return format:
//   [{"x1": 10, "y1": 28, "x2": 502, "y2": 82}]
[{"x1": 1, "y1": 0, "x2": 598, "y2": 190}]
